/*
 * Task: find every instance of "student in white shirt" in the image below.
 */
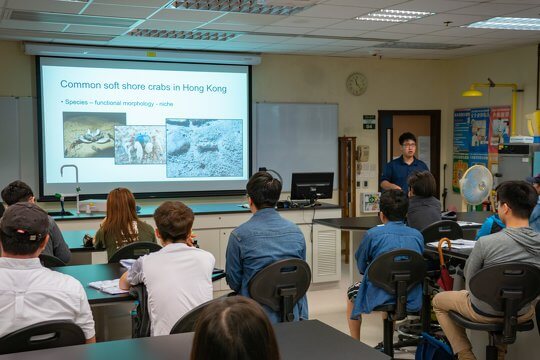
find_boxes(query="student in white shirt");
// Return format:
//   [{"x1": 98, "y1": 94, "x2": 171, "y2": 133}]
[
  {"x1": 0, "y1": 202, "x2": 95, "y2": 342},
  {"x1": 119, "y1": 201, "x2": 215, "y2": 336}
]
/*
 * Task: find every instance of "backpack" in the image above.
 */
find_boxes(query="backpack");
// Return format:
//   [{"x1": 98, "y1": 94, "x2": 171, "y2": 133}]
[
  {"x1": 130, "y1": 284, "x2": 151, "y2": 338},
  {"x1": 415, "y1": 332, "x2": 453, "y2": 360}
]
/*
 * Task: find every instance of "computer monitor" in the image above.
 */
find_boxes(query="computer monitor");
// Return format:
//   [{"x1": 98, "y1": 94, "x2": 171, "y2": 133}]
[{"x1": 290, "y1": 172, "x2": 334, "y2": 205}]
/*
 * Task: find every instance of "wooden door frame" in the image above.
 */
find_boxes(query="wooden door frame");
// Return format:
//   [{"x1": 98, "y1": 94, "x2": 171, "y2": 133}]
[{"x1": 377, "y1": 110, "x2": 441, "y2": 197}]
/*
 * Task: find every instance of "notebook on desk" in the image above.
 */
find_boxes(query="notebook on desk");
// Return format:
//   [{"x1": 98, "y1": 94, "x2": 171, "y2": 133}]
[{"x1": 427, "y1": 239, "x2": 476, "y2": 249}]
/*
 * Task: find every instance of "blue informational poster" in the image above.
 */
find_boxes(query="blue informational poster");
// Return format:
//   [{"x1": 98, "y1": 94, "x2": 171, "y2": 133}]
[
  {"x1": 469, "y1": 152, "x2": 489, "y2": 167},
  {"x1": 470, "y1": 107, "x2": 490, "y2": 154},
  {"x1": 453, "y1": 109, "x2": 471, "y2": 153}
]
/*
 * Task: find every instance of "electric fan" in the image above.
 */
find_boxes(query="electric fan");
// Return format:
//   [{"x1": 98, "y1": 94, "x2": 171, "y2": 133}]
[{"x1": 459, "y1": 164, "x2": 494, "y2": 209}]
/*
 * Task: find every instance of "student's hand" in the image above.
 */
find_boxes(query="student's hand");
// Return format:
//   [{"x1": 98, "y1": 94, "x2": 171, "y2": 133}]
[{"x1": 186, "y1": 232, "x2": 197, "y2": 247}]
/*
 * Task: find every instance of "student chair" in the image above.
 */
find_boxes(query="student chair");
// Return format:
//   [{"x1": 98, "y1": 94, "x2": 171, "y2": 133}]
[
  {"x1": 108, "y1": 242, "x2": 161, "y2": 263},
  {"x1": 421, "y1": 220, "x2": 463, "y2": 244},
  {"x1": 249, "y1": 258, "x2": 311, "y2": 322},
  {"x1": 38, "y1": 254, "x2": 67, "y2": 268},
  {"x1": 170, "y1": 297, "x2": 226, "y2": 334},
  {"x1": 0, "y1": 320, "x2": 85, "y2": 354},
  {"x1": 367, "y1": 249, "x2": 427, "y2": 358},
  {"x1": 448, "y1": 263, "x2": 540, "y2": 360}
]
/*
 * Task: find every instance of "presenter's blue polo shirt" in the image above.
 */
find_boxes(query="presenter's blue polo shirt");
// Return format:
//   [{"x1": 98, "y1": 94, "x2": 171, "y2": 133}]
[{"x1": 380, "y1": 155, "x2": 429, "y2": 193}]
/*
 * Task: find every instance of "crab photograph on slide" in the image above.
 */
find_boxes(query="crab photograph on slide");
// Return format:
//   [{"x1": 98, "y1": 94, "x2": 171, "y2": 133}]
[
  {"x1": 114, "y1": 125, "x2": 166, "y2": 165},
  {"x1": 63, "y1": 112, "x2": 126, "y2": 158}
]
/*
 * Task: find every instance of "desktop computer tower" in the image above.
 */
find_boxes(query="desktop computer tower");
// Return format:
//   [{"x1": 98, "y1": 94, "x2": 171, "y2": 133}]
[{"x1": 497, "y1": 144, "x2": 540, "y2": 184}]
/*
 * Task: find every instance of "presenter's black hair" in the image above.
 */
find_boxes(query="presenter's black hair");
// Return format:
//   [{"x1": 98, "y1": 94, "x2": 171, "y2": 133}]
[
  {"x1": 190, "y1": 296, "x2": 280, "y2": 360},
  {"x1": 496, "y1": 181, "x2": 537, "y2": 219},
  {"x1": 380, "y1": 189, "x2": 409, "y2": 221},
  {"x1": 408, "y1": 171, "x2": 437, "y2": 197},
  {"x1": 246, "y1": 171, "x2": 282, "y2": 209},
  {"x1": 1, "y1": 181, "x2": 34, "y2": 205},
  {"x1": 398, "y1": 132, "x2": 417, "y2": 145},
  {"x1": 0, "y1": 203, "x2": 4, "y2": 218}
]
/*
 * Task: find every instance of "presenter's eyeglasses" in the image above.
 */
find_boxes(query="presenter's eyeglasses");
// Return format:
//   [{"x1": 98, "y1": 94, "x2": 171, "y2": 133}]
[{"x1": 402, "y1": 142, "x2": 416, "y2": 148}]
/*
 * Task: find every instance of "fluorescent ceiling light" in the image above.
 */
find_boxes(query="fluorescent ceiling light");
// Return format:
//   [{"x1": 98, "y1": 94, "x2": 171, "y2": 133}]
[
  {"x1": 466, "y1": 17, "x2": 540, "y2": 31},
  {"x1": 355, "y1": 9, "x2": 435, "y2": 23},
  {"x1": 169, "y1": 0, "x2": 310, "y2": 16},
  {"x1": 129, "y1": 29, "x2": 237, "y2": 41}
]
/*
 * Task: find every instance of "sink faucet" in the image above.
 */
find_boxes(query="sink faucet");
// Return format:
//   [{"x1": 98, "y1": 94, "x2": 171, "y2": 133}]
[{"x1": 60, "y1": 164, "x2": 81, "y2": 214}]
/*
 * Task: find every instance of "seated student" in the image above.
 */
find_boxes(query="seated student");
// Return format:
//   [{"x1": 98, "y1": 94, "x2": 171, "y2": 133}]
[
  {"x1": 1, "y1": 180, "x2": 71, "y2": 263},
  {"x1": 94, "y1": 187, "x2": 156, "y2": 260},
  {"x1": 225, "y1": 171, "x2": 308, "y2": 323},
  {"x1": 433, "y1": 181, "x2": 540, "y2": 360},
  {"x1": 190, "y1": 296, "x2": 280, "y2": 360},
  {"x1": 406, "y1": 170, "x2": 442, "y2": 231},
  {"x1": 0, "y1": 202, "x2": 95, "y2": 342},
  {"x1": 346, "y1": 190, "x2": 424, "y2": 340},
  {"x1": 119, "y1": 201, "x2": 215, "y2": 336},
  {"x1": 474, "y1": 213, "x2": 505, "y2": 240},
  {"x1": 525, "y1": 173, "x2": 540, "y2": 232}
]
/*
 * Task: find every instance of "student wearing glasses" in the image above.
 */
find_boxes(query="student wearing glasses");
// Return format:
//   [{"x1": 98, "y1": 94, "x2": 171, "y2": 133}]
[{"x1": 380, "y1": 132, "x2": 429, "y2": 193}]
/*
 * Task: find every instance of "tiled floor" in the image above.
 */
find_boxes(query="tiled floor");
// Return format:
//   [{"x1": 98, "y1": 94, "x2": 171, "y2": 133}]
[{"x1": 307, "y1": 260, "x2": 416, "y2": 359}]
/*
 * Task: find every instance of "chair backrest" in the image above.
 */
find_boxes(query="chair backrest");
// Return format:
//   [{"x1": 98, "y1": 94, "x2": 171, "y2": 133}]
[
  {"x1": 170, "y1": 298, "x2": 222, "y2": 334},
  {"x1": 0, "y1": 320, "x2": 85, "y2": 355},
  {"x1": 468, "y1": 263, "x2": 540, "y2": 343},
  {"x1": 130, "y1": 284, "x2": 151, "y2": 338},
  {"x1": 39, "y1": 254, "x2": 67, "y2": 268},
  {"x1": 108, "y1": 241, "x2": 161, "y2": 263},
  {"x1": 367, "y1": 249, "x2": 427, "y2": 320},
  {"x1": 248, "y1": 258, "x2": 311, "y2": 322},
  {"x1": 421, "y1": 220, "x2": 463, "y2": 243}
]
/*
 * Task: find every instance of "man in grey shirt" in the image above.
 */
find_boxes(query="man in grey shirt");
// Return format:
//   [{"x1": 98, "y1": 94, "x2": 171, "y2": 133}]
[
  {"x1": 432, "y1": 181, "x2": 540, "y2": 360},
  {"x1": 1, "y1": 181, "x2": 71, "y2": 263}
]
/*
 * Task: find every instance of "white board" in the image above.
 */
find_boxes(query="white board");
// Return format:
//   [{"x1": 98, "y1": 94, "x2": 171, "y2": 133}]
[{"x1": 254, "y1": 103, "x2": 338, "y2": 191}]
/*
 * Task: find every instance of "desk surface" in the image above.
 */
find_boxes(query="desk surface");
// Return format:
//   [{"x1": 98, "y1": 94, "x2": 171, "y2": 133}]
[
  {"x1": 52, "y1": 263, "x2": 129, "y2": 305},
  {"x1": 424, "y1": 245, "x2": 472, "y2": 262},
  {"x1": 51, "y1": 202, "x2": 340, "y2": 221},
  {"x1": 52, "y1": 264, "x2": 226, "y2": 305},
  {"x1": 0, "y1": 320, "x2": 389, "y2": 360},
  {"x1": 63, "y1": 230, "x2": 98, "y2": 252},
  {"x1": 314, "y1": 211, "x2": 492, "y2": 231}
]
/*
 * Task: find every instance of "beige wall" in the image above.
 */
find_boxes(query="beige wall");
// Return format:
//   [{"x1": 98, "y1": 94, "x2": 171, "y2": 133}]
[{"x1": 1, "y1": 40, "x2": 537, "y2": 209}]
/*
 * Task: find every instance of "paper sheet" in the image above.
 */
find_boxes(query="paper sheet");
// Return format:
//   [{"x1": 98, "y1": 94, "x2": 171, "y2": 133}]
[{"x1": 88, "y1": 279, "x2": 129, "y2": 295}]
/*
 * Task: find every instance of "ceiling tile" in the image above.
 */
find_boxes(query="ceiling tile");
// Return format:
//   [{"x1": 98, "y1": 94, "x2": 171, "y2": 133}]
[
  {"x1": 282, "y1": 37, "x2": 336, "y2": 45},
  {"x1": 382, "y1": 23, "x2": 445, "y2": 34},
  {"x1": 295, "y1": 5, "x2": 374, "y2": 19},
  {"x1": 151, "y1": 9, "x2": 223, "y2": 22},
  {"x1": 404, "y1": 34, "x2": 463, "y2": 43},
  {"x1": 0, "y1": 19, "x2": 66, "y2": 32},
  {"x1": 306, "y1": 28, "x2": 367, "y2": 37},
  {"x1": 448, "y1": 3, "x2": 537, "y2": 16},
  {"x1": 475, "y1": 29, "x2": 540, "y2": 39},
  {"x1": 388, "y1": 0, "x2": 473, "y2": 12},
  {"x1": 199, "y1": 23, "x2": 262, "y2": 32},
  {"x1": 506, "y1": 5, "x2": 540, "y2": 18},
  {"x1": 64, "y1": 24, "x2": 128, "y2": 36},
  {"x1": 429, "y1": 26, "x2": 497, "y2": 37},
  {"x1": 229, "y1": 34, "x2": 290, "y2": 43},
  {"x1": 5, "y1": 0, "x2": 86, "y2": 14},
  {"x1": 327, "y1": 19, "x2": 395, "y2": 31},
  {"x1": 322, "y1": 0, "x2": 406, "y2": 7},
  {"x1": 410, "y1": 14, "x2": 486, "y2": 27},
  {"x1": 83, "y1": 4, "x2": 157, "y2": 19},
  {"x1": 133, "y1": 19, "x2": 202, "y2": 31},
  {"x1": 359, "y1": 30, "x2": 413, "y2": 40},
  {"x1": 257, "y1": 25, "x2": 313, "y2": 34},
  {"x1": 491, "y1": 0, "x2": 540, "y2": 5},
  {"x1": 94, "y1": 0, "x2": 170, "y2": 6},
  {"x1": 210, "y1": 13, "x2": 285, "y2": 26},
  {"x1": 271, "y1": 16, "x2": 343, "y2": 28}
]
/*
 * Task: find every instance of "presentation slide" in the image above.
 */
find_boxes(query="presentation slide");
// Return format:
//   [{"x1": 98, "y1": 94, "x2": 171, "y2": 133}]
[{"x1": 38, "y1": 57, "x2": 250, "y2": 198}]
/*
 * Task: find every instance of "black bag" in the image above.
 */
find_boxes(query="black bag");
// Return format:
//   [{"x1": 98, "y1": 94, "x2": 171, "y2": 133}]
[
  {"x1": 130, "y1": 284, "x2": 151, "y2": 338},
  {"x1": 415, "y1": 332, "x2": 453, "y2": 360}
]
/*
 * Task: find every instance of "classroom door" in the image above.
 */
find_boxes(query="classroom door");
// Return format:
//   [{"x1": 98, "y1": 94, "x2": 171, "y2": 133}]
[{"x1": 378, "y1": 110, "x2": 441, "y2": 196}]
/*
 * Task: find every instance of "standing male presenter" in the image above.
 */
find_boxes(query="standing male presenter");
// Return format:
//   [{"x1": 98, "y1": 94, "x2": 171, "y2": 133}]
[{"x1": 380, "y1": 132, "x2": 429, "y2": 193}]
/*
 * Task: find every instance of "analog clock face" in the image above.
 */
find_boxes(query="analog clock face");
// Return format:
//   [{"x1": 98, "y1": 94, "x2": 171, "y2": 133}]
[{"x1": 346, "y1": 72, "x2": 368, "y2": 96}]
